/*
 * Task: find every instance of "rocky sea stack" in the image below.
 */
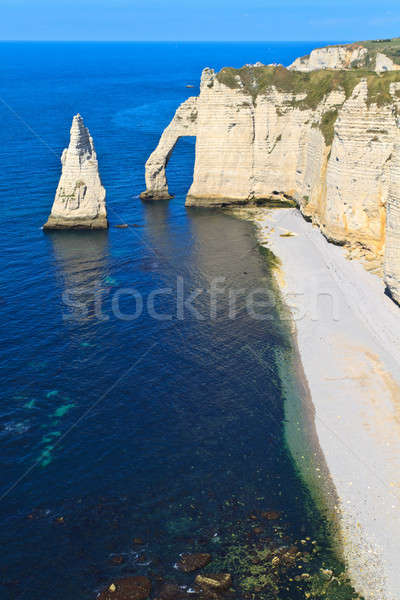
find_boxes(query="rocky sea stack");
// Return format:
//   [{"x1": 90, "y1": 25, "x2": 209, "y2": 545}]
[{"x1": 43, "y1": 114, "x2": 108, "y2": 230}]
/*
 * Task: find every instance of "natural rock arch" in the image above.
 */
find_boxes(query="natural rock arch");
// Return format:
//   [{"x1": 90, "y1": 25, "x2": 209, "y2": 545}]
[{"x1": 140, "y1": 96, "x2": 198, "y2": 200}]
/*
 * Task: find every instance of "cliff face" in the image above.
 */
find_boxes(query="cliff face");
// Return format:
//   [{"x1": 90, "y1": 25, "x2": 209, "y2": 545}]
[
  {"x1": 289, "y1": 45, "x2": 369, "y2": 72},
  {"x1": 142, "y1": 64, "x2": 400, "y2": 303},
  {"x1": 44, "y1": 114, "x2": 107, "y2": 230},
  {"x1": 185, "y1": 68, "x2": 334, "y2": 207},
  {"x1": 288, "y1": 39, "x2": 400, "y2": 73},
  {"x1": 384, "y1": 143, "x2": 400, "y2": 302}
]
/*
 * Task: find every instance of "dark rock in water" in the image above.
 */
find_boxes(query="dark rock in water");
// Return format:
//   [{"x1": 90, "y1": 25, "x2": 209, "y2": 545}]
[
  {"x1": 261, "y1": 510, "x2": 281, "y2": 521},
  {"x1": 177, "y1": 553, "x2": 211, "y2": 573},
  {"x1": 54, "y1": 516, "x2": 65, "y2": 524},
  {"x1": 140, "y1": 190, "x2": 174, "y2": 201},
  {"x1": 98, "y1": 576, "x2": 151, "y2": 600},
  {"x1": 194, "y1": 573, "x2": 232, "y2": 592},
  {"x1": 110, "y1": 555, "x2": 125, "y2": 565}
]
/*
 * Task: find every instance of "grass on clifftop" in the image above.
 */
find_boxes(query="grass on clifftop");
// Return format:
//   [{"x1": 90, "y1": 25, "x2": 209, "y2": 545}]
[{"x1": 216, "y1": 64, "x2": 400, "y2": 108}]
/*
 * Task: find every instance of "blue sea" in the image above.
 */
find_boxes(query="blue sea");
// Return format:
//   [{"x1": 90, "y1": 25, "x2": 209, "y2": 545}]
[{"x1": 0, "y1": 42, "x2": 354, "y2": 600}]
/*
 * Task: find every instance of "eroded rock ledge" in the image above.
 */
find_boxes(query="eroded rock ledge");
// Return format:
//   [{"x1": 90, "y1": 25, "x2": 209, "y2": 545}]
[
  {"x1": 142, "y1": 55, "x2": 400, "y2": 305},
  {"x1": 44, "y1": 114, "x2": 107, "y2": 230}
]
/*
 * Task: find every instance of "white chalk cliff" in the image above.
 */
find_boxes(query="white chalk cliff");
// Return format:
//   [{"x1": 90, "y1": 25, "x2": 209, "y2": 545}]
[
  {"x1": 288, "y1": 40, "x2": 400, "y2": 73},
  {"x1": 44, "y1": 114, "x2": 107, "y2": 230},
  {"x1": 289, "y1": 45, "x2": 369, "y2": 71},
  {"x1": 142, "y1": 43, "x2": 400, "y2": 305}
]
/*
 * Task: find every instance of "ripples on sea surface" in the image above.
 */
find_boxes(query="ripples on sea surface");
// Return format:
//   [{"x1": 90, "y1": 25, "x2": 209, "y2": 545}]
[{"x1": 0, "y1": 42, "x2": 357, "y2": 599}]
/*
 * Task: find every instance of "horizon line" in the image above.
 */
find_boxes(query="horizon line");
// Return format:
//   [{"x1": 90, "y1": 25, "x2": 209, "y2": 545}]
[{"x1": 0, "y1": 39, "x2": 347, "y2": 43}]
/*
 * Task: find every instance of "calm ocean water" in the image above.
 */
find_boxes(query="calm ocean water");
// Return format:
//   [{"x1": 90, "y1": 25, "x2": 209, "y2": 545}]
[{"x1": 0, "y1": 42, "x2": 353, "y2": 600}]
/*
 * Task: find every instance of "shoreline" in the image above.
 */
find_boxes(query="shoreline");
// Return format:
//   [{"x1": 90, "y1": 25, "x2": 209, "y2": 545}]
[{"x1": 236, "y1": 207, "x2": 400, "y2": 600}]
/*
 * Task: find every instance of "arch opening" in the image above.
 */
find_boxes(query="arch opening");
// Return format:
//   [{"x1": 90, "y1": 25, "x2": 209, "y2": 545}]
[
  {"x1": 140, "y1": 96, "x2": 198, "y2": 201},
  {"x1": 165, "y1": 136, "x2": 196, "y2": 200}
]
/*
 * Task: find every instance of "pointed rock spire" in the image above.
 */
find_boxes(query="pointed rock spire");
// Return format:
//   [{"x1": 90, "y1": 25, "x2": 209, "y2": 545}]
[{"x1": 43, "y1": 114, "x2": 108, "y2": 230}]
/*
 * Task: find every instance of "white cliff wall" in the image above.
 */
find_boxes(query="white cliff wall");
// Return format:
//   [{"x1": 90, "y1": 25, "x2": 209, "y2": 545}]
[
  {"x1": 375, "y1": 52, "x2": 400, "y2": 73},
  {"x1": 185, "y1": 69, "x2": 333, "y2": 205},
  {"x1": 321, "y1": 81, "x2": 395, "y2": 257},
  {"x1": 143, "y1": 68, "x2": 400, "y2": 299},
  {"x1": 289, "y1": 45, "x2": 368, "y2": 72},
  {"x1": 385, "y1": 141, "x2": 400, "y2": 303},
  {"x1": 187, "y1": 69, "x2": 256, "y2": 203},
  {"x1": 288, "y1": 45, "x2": 400, "y2": 73}
]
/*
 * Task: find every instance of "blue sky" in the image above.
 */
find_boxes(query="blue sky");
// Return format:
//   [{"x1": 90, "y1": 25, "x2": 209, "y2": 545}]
[{"x1": 1, "y1": 0, "x2": 400, "y2": 41}]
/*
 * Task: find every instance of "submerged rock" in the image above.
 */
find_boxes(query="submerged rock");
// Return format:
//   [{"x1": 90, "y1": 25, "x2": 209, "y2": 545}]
[
  {"x1": 194, "y1": 573, "x2": 232, "y2": 591},
  {"x1": 110, "y1": 555, "x2": 125, "y2": 565},
  {"x1": 177, "y1": 553, "x2": 211, "y2": 573},
  {"x1": 43, "y1": 114, "x2": 107, "y2": 230},
  {"x1": 261, "y1": 510, "x2": 281, "y2": 521},
  {"x1": 98, "y1": 576, "x2": 151, "y2": 600}
]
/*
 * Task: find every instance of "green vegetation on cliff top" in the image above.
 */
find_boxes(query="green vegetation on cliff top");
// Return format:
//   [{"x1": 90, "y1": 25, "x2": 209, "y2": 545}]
[{"x1": 216, "y1": 64, "x2": 400, "y2": 107}]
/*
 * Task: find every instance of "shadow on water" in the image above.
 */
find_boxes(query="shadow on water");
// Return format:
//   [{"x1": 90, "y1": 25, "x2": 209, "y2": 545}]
[{"x1": 47, "y1": 230, "x2": 110, "y2": 322}]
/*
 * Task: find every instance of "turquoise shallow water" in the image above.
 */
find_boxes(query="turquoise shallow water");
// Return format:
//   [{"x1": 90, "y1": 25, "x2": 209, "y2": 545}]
[{"x1": 0, "y1": 42, "x2": 357, "y2": 600}]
